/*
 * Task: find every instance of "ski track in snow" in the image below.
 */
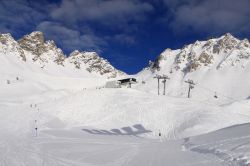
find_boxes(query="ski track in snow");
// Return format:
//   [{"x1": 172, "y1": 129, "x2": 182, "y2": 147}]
[
  {"x1": 1, "y1": 88, "x2": 250, "y2": 165},
  {"x1": 0, "y1": 87, "x2": 250, "y2": 166},
  {"x1": 183, "y1": 129, "x2": 250, "y2": 166}
]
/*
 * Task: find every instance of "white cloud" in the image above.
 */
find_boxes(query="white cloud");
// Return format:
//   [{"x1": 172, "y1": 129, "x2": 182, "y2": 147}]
[
  {"x1": 165, "y1": 0, "x2": 250, "y2": 35},
  {"x1": 0, "y1": 0, "x2": 54, "y2": 35},
  {"x1": 0, "y1": 0, "x2": 155, "y2": 53},
  {"x1": 36, "y1": 21, "x2": 107, "y2": 53},
  {"x1": 50, "y1": 0, "x2": 154, "y2": 27}
]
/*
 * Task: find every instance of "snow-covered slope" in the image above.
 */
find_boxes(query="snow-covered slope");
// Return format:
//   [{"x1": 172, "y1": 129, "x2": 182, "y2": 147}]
[
  {"x1": 1, "y1": 32, "x2": 249, "y2": 138},
  {"x1": 136, "y1": 33, "x2": 250, "y2": 104},
  {"x1": 1, "y1": 32, "x2": 250, "y2": 165},
  {"x1": 38, "y1": 88, "x2": 250, "y2": 139}
]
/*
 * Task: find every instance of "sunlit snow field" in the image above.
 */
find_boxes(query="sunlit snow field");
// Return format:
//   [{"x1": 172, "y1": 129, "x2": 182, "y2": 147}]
[
  {"x1": 1, "y1": 33, "x2": 250, "y2": 165},
  {"x1": 1, "y1": 81, "x2": 250, "y2": 165}
]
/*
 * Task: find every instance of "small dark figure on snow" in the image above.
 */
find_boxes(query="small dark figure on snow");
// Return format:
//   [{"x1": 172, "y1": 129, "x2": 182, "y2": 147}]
[
  {"x1": 34, "y1": 120, "x2": 38, "y2": 137},
  {"x1": 214, "y1": 92, "x2": 218, "y2": 98},
  {"x1": 35, "y1": 127, "x2": 38, "y2": 137}
]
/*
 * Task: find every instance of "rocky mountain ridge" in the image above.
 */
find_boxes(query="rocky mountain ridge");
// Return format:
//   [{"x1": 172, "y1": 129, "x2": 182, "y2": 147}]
[
  {"x1": 149, "y1": 33, "x2": 250, "y2": 74},
  {"x1": 137, "y1": 33, "x2": 250, "y2": 102},
  {"x1": 0, "y1": 31, "x2": 125, "y2": 78},
  {"x1": 1, "y1": 31, "x2": 249, "y2": 80},
  {"x1": 68, "y1": 50, "x2": 124, "y2": 76}
]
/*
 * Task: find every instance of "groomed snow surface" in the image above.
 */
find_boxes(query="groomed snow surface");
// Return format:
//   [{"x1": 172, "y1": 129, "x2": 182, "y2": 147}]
[{"x1": 1, "y1": 75, "x2": 250, "y2": 165}]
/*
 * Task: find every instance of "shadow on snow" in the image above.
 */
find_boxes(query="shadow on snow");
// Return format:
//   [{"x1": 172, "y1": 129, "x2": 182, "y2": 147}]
[{"x1": 82, "y1": 124, "x2": 152, "y2": 136}]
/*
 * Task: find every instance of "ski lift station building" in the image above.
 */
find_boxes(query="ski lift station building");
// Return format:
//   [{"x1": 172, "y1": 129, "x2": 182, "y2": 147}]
[{"x1": 105, "y1": 78, "x2": 137, "y2": 88}]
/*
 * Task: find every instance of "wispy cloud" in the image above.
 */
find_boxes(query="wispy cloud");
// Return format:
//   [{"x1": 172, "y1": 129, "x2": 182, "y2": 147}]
[
  {"x1": 0, "y1": 0, "x2": 49, "y2": 35},
  {"x1": 51, "y1": 0, "x2": 154, "y2": 28},
  {"x1": 164, "y1": 0, "x2": 250, "y2": 35},
  {"x1": 0, "y1": 0, "x2": 154, "y2": 54},
  {"x1": 37, "y1": 21, "x2": 107, "y2": 53}
]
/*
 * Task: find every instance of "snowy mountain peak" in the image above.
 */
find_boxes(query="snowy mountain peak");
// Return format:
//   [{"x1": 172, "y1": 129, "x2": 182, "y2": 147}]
[
  {"x1": 18, "y1": 31, "x2": 45, "y2": 53},
  {"x1": 0, "y1": 31, "x2": 125, "y2": 78},
  {"x1": 216, "y1": 33, "x2": 239, "y2": 52},
  {"x1": 137, "y1": 33, "x2": 250, "y2": 102},
  {"x1": 18, "y1": 32, "x2": 66, "y2": 66},
  {"x1": 68, "y1": 50, "x2": 126, "y2": 78},
  {"x1": 221, "y1": 32, "x2": 235, "y2": 39},
  {"x1": 148, "y1": 33, "x2": 250, "y2": 73},
  {"x1": 0, "y1": 33, "x2": 14, "y2": 40},
  {"x1": 0, "y1": 33, "x2": 26, "y2": 61}
]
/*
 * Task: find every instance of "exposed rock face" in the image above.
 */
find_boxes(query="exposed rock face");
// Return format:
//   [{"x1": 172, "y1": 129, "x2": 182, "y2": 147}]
[
  {"x1": 68, "y1": 50, "x2": 125, "y2": 78},
  {"x1": 18, "y1": 31, "x2": 45, "y2": 55},
  {"x1": 18, "y1": 31, "x2": 65, "y2": 65},
  {"x1": 0, "y1": 33, "x2": 26, "y2": 61},
  {"x1": 149, "y1": 33, "x2": 250, "y2": 73},
  {"x1": 217, "y1": 33, "x2": 238, "y2": 53},
  {"x1": 198, "y1": 52, "x2": 213, "y2": 65}
]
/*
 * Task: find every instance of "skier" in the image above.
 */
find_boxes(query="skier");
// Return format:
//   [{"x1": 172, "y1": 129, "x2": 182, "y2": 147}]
[
  {"x1": 214, "y1": 92, "x2": 218, "y2": 98},
  {"x1": 35, "y1": 127, "x2": 38, "y2": 137},
  {"x1": 34, "y1": 120, "x2": 38, "y2": 137}
]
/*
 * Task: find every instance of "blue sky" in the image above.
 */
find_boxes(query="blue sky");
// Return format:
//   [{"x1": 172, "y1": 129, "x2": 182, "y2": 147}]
[{"x1": 0, "y1": 0, "x2": 250, "y2": 74}]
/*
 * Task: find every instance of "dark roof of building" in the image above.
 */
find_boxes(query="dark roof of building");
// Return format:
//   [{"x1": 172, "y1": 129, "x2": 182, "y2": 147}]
[{"x1": 118, "y1": 78, "x2": 137, "y2": 84}]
